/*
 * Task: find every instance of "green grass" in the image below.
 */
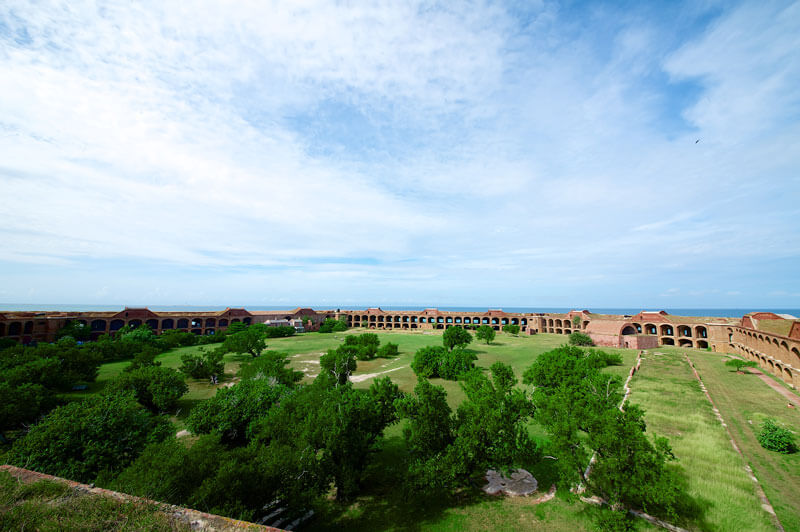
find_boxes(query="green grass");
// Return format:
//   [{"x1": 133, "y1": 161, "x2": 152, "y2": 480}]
[
  {"x1": 628, "y1": 348, "x2": 775, "y2": 532},
  {"x1": 0, "y1": 470, "x2": 189, "y2": 531},
  {"x1": 676, "y1": 347, "x2": 800, "y2": 531}
]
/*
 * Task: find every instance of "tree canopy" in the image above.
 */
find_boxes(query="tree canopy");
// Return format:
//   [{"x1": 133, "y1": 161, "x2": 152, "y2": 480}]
[
  {"x1": 442, "y1": 327, "x2": 473, "y2": 350},
  {"x1": 475, "y1": 325, "x2": 496, "y2": 344}
]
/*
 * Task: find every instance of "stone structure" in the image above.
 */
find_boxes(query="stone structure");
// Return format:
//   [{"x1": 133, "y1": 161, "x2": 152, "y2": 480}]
[
  {"x1": 0, "y1": 306, "x2": 336, "y2": 343},
  {"x1": 1, "y1": 305, "x2": 798, "y2": 388}
]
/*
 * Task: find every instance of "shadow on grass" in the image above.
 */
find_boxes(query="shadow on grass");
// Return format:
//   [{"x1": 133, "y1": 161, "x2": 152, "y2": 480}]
[{"x1": 311, "y1": 436, "x2": 564, "y2": 531}]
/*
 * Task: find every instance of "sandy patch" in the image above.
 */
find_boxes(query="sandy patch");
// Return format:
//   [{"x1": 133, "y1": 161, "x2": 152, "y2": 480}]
[{"x1": 350, "y1": 366, "x2": 406, "y2": 383}]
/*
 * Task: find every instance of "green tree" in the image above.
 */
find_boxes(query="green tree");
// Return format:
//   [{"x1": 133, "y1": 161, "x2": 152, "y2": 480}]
[
  {"x1": 476, "y1": 325, "x2": 496, "y2": 345},
  {"x1": 255, "y1": 381, "x2": 395, "y2": 501},
  {"x1": 442, "y1": 327, "x2": 473, "y2": 350},
  {"x1": 725, "y1": 358, "x2": 758, "y2": 373},
  {"x1": 0, "y1": 382, "x2": 57, "y2": 436},
  {"x1": 502, "y1": 324, "x2": 521, "y2": 336},
  {"x1": 319, "y1": 317, "x2": 348, "y2": 333},
  {"x1": 125, "y1": 345, "x2": 162, "y2": 372},
  {"x1": 220, "y1": 327, "x2": 266, "y2": 358},
  {"x1": 319, "y1": 346, "x2": 358, "y2": 386},
  {"x1": 9, "y1": 393, "x2": 171, "y2": 483},
  {"x1": 56, "y1": 320, "x2": 91, "y2": 341},
  {"x1": 105, "y1": 366, "x2": 188, "y2": 413},
  {"x1": 187, "y1": 379, "x2": 291, "y2": 445},
  {"x1": 572, "y1": 315, "x2": 582, "y2": 329}
]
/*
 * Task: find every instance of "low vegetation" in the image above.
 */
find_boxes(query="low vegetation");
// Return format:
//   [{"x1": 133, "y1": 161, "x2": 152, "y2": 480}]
[
  {"x1": 0, "y1": 470, "x2": 189, "y2": 531},
  {"x1": 758, "y1": 418, "x2": 797, "y2": 454},
  {"x1": 5, "y1": 328, "x2": 799, "y2": 530},
  {"x1": 568, "y1": 331, "x2": 594, "y2": 346}
]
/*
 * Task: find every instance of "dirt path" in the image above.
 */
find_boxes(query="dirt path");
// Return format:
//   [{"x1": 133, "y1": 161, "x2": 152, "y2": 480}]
[{"x1": 747, "y1": 367, "x2": 800, "y2": 407}]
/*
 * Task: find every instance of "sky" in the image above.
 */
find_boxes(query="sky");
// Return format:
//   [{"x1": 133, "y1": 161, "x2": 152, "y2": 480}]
[{"x1": 0, "y1": 1, "x2": 799, "y2": 310}]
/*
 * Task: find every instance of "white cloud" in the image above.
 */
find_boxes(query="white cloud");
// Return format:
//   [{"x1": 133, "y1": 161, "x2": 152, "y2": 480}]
[{"x1": 0, "y1": 1, "x2": 798, "y2": 306}]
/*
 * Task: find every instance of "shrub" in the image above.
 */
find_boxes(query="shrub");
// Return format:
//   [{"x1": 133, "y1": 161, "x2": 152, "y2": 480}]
[
  {"x1": 264, "y1": 325, "x2": 296, "y2": 338},
  {"x1": 502, "y1": 324, "x2": 521, "y2": 336},
  {"x1": 757, "y1": 419, "x2": 797, "y2": 454},
  {"x1": 568, "y1": 331, "x2": 594, "y2": 346},
  {"x1": 8, "y1": 394, "x2": 171, "y2": 483},
  {"x1": 411, "y1": 346, "x2": 476, "y2": 380},
  {"x1": 179, "y1": 351, "x2": 225, "y2": 380},
  {"x1": 344, "y1": 334, "x2": 380, "y2": 360},
  {"x1": 377, "y1": 342, "x2": 399, "y2": 358},
  {"x1": 319, "y1": 317, "x2": 348, "y2": 333}
]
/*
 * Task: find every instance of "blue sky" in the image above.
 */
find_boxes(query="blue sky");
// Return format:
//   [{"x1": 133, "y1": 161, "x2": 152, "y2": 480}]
[{"x1": 0, "y1": 1, "x2": 798, "y2": 309}]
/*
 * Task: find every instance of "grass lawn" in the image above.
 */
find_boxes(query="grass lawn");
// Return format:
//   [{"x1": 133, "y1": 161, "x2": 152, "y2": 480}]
[
  {"x1": 628, "y1": 348, "x2": 775, "y2": 532},
  {"x1": 677, "y1": 347, "x2": 800, "y2": 531}
]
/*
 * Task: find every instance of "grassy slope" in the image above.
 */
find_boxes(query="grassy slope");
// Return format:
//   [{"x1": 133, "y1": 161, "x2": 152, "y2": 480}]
[
  {"x1": 0, "y1": 470, "x2": 189, "y2": 532},
  {"x1": 628, "y1": 348, "x2": 774, "y2": 532},
  {"x1": 681, "y1": 348, "x2": 800, "y2": 531}
]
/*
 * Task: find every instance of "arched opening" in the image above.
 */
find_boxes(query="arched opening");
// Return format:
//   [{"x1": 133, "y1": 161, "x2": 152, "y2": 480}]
[
  {"x1": 564, "y1": 328, "x2": 571, "y2": 334},
  {"x1": 231, "y1": 318, "x2": 240, "y2": 323},
  {"x1": 511, "y1": 318, "x2": 518, "y2": 325},
  {"x1": 501, "y1": 318, "x2": 508, "y2": 325},
  {"x1": 783, "y1": 367, "x2": 793, "y2": 386},
  {"x1": 162, "y1": 319, "x2": 175, "y2": 330},
  {"x1": 644, "y1": 324, "x2": 657, "y2": 335},
  {"x1": 8, "y1": 322, "x2": 21, "y2": 336},
  {"x1": 128, "y1": 319, "x2": 142, "y2": 329},
  {"x1": 483, "y1": 318, "x2": 490, "y2": 324},
  {"x1": 146, "y1": 319, "x2": 159, "y2": 329},
  {"x1": 0, "y1": 323, "x2": 5, "y2": 336},
  {"x1": 218, "y1": 319, "x2": 228, "y2": 327},
  {"x1": 548, "y1": 319, "x2": 554, "y2": 326},
  {"x1": 679, "y1": 339, "x2": 693, "y2": 348},
  {"x1": 661, "y1": 337, "x2": 675, "y2": 346},
  {"x1": 205, "y1": 318, "x2": 216, "y2": 328},
  {"x1": 791, "y1": 348, "x2": 800, "y2": 367},
  {"x1": 446, "y1": 317, "x2": 453, "y2": 323},
  {"x1": 660, "y1": 325, "x2": 673, "y2": 336},
  {"x1": 583, "y1": 320, "x2": 589, "y2": 329},
  {"x1": 491, "y1": 318, "x2": 499, "y2": 325},
  {"x1": 695, "y1": 326, "x2": 707, "y2": 338},
  {"x1": 632, "y1": 322, "x2": 642, "y2": 334},
  {"x1": 243, "y1": 318, "x2": 252, "y2": 325},
  {"x1": 521, "y1": 318, "x2": 527, "y2": 325},
  {"x1": 555, "y1": 319, "x2": 562, "y2": 327},
  {"x1": 697, "y1": 340, "x2": 708, "y2": 349},
  {"x1": 110, "y1": 319, "x2": 125, "y2": 331},
  {"x1": 177, "y1": 318, "x2": 189, "y2": 329},
  {"x1": 191, "y1": 318, "x2": 203, "y2": 328},
  {"x1": 678, "y1": 325, "x2": 692, "y2": 337},
  {"x1": 555, "y1": 328, "x2": 563, "y2": 334},
  {"x1": 23, "y1": 321, "x2": 33, "y2": 334},
  {"x1": 91, "y1": 319, "x2": 107, "y2": 331},
  {"x1": 621, "y1": 325, "x2": 637, "y2": 335}
]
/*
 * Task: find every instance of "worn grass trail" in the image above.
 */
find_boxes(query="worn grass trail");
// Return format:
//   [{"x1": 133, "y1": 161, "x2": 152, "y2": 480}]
[
  {"x1": 682, "y1": 349, "x2": 800, "y2": 531},
  {"x1": 629, "y1": 349, "x2": 775, "y2": 532}
]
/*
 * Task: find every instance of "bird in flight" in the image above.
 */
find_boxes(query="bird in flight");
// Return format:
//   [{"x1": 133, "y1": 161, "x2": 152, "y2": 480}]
[{"x1": 695, "y1": 139, "x2": 700, "y2": 143}]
